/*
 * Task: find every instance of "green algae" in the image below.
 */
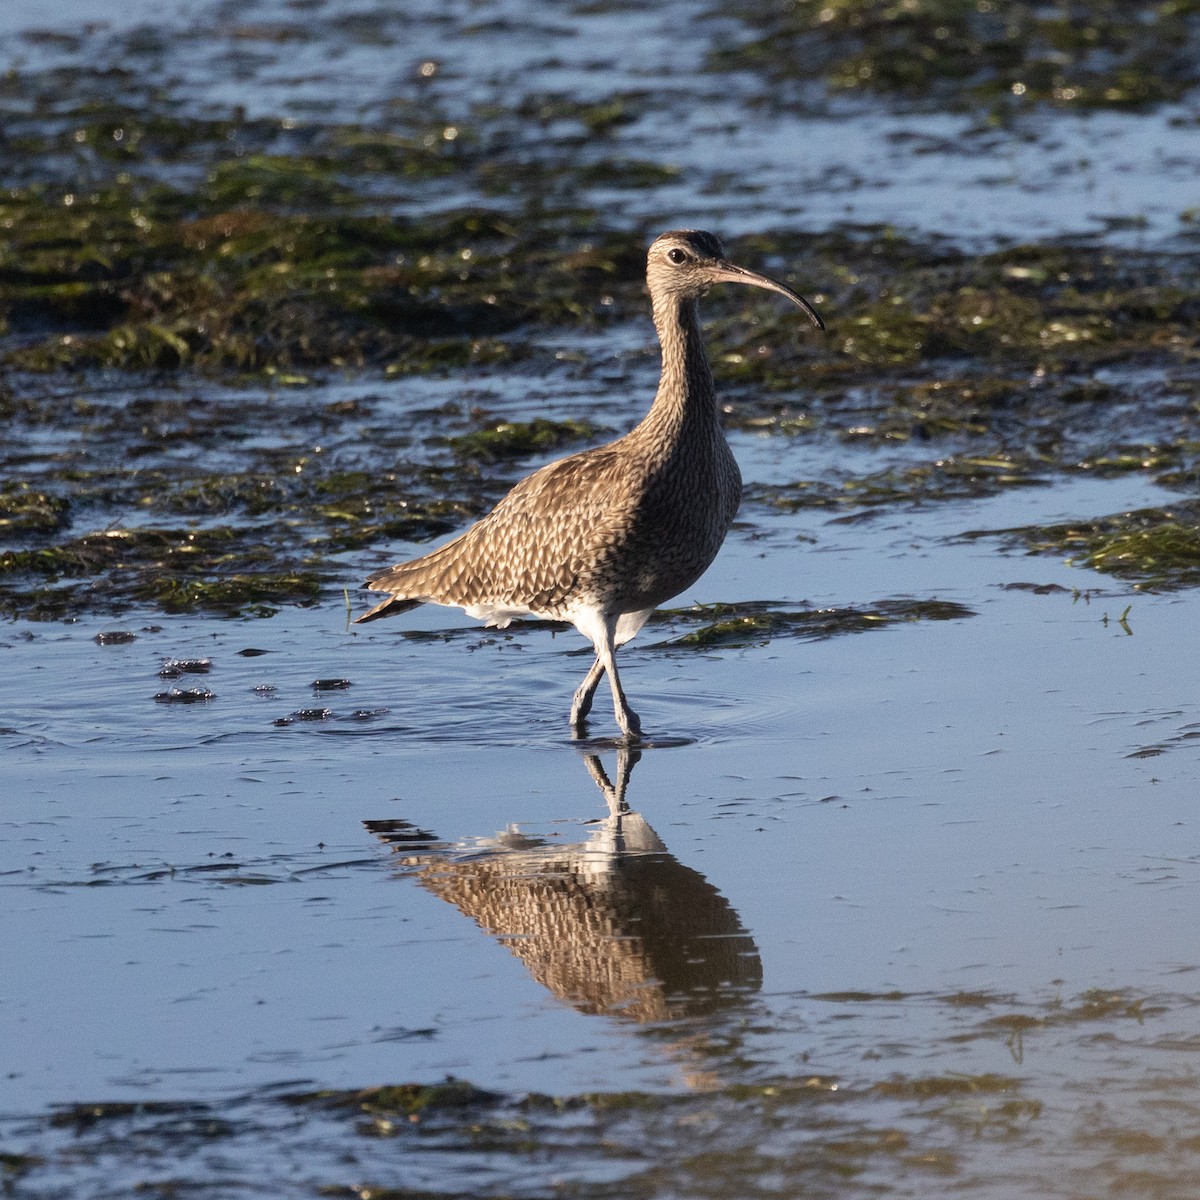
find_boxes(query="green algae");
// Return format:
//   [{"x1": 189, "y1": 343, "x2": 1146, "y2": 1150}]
[
  {"x1": 203, "y1": 154, "x2": 361, "y2": 211},
  {"x1": 512, "y1": 92, "x2": 647, "y2": 137},
  {"x1": 3, "y1": 206, "x2": 1199, "y2": 619},
  {"x1": 0, "y1": 483, "x2": 70, "y2": 535},
  {"x1": 0, "y1": 166, "x2": 645, "y2": 374},
  {"x1": 0, "y1": 525, "x2": 326, "y2": 618},
  {"x1": 1076, "y1": 521, "x2": 1200, "y2": 588},
  {"x1": 0, "y1": 54, "x2": 664, "y2": 378},
  {"x1": 660, "y1": 598, "x2": 974, "y2": 648},
  {"x1": 712, "y1": 230, "x2": 1200, "y2": 393},
  {"x1": 446, "y1": 416, "x2": 604, "y2": 462},
  {"x1": 977, "y1": 500, "x2": 1200, "y2": 590},
  {"x1": 712, "y1": 0, "x2": 1200, "y2": 114},
  {"x1": 871, "y1": 1073, "x2": 1022, "y2": 1100},
  {"x1": 11, "y1": 50, "x2": 1194, "y2": 390},
  {"x1": 2, "y1": 173, "x2": 1196, "y2": 389},
  {"x1": 287, "y1": 1080, "x2": 501, "y2": 1118},
  {"x1": 0, "y1": 374, "x2": 507, "y2": 619},
  {"x1": 749, "y1": 452, "x2": 1047, "y2": 514},
  {"x1": 2, "y1": 35, "x2": 1199, "y2": 628},
  {"x1": 138, "y1": 571, "x2": 323, "y2": 616},
  {"x1": 12, "y1": 985, "x2": 1200, "y2": 1198},
  {"x1": 4, "y1": 1065, "x2": 1025, "y2": 1197}
]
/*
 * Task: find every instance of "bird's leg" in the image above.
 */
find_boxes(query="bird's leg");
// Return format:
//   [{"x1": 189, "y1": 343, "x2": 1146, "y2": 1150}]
[
  {"x1": 596, "y1": 621, "x2": 642, "y2": 742},
  {"x1": 570, "y1": 655, "x2": 605, "y2": 730}
]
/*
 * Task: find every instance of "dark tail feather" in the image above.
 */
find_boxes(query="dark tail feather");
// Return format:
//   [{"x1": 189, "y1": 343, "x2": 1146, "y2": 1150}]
[{"x1": 353, "y1": 595, "x2": 424, "y2": 625}]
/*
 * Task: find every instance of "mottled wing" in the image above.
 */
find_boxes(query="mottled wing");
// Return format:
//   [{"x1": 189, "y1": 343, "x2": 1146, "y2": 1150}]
[{"x1": 356, "y1": 444, "x2": 630, "y2": 622}]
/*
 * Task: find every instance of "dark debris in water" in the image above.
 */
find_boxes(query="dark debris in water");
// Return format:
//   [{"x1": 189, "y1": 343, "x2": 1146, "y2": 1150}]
[
  {"x1": 362, "y1": 818, "x2": 444, "y2": 848},
  {"x1": 274, "y1": 708, "x2": 334, "y2": 725},
  {"x1": 1124, "y1": 707, "x2": 1200, "y2": 759},
  {"x1": 348, "y1": 707, "x2": 389, "y2": 720},
  {"x1": 154, "y1": 686, "x2": 215, "y2": 704},
  {"x1": 1000, "y1": 582, "x2": 1074, "y2": 595},
  {"x1": 159, "y1": 657, "x2": 212, "y2": 677}
]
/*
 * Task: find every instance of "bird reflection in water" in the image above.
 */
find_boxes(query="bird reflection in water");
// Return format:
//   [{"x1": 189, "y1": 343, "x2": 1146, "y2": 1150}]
[{"x1": 365, "y1": 747, "x2": 761, "y2": 1024}]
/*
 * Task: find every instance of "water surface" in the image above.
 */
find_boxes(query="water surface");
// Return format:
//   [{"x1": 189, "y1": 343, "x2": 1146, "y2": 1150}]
[{"x1": 3, "y1": 0, "x2": 1200, "y2": 1195}]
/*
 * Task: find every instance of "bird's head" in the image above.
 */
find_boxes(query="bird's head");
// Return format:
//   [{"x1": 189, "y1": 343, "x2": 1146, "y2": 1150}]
[{"x1": 646, "y1": 229, "x2": 824, "y2": 330}]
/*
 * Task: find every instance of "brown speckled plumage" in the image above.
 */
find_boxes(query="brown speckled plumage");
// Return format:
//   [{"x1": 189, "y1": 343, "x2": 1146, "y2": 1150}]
[{"x1": 355, "y1": 229, "x2": 824, "y2": 739}]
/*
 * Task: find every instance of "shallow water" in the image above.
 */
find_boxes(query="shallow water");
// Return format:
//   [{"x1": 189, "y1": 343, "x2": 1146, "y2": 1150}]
[
  {"x1": 4, "y1": 0, "x2": 1200, "y2": 1195},
  {"x1": 6, "y1": 466, "x2": 1200, "y2": 1194},
  {"x1": 5, "y1": 0, "x2": 1199, "y2": 246}
]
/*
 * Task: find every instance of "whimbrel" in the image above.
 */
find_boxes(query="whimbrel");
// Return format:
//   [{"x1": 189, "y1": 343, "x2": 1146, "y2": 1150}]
[{"x1": 355, "y1": 229, "x2": 824, "y2": 740}]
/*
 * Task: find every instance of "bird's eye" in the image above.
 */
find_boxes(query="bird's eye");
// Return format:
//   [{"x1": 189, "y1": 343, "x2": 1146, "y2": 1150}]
[{"x1": 666, "y1": 247, "x2": 687, "y2": 265}]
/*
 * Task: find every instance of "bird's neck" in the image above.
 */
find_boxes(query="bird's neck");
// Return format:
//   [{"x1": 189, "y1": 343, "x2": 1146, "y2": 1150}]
[{"x1": 643, "y1": 294, "x2": 718, "y2": 439}]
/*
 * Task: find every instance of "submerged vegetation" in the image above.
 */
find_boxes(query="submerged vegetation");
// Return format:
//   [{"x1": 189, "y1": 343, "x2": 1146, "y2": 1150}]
[
  {"x1": 3, "y1": 206, "x2": 1197, "y2": 617},
  {"x1": 714, "y1": 0, "x2": 1200, "y2": 112},
  {"x1": 3, "y1": 177, "x2": 1198, "y2": 381},
  {"x1": 4, "y1": 979, "x2": 1180, "y2": 1198},
  {"x1": 4, "y1": 6, "x2": 1200, "y2": 1199},
  {"x1": 0, "y1": 1, "x2": 1198, "y2": 619},
  {"x1": 659, "y1": 597, "x2": 975, "y2": 647},
  {"x1": 975, "y1": 499, "x2": 1200, "y2": 590},
  {"x1": 0, "y1": 188, "x2": 643, "y2": 373}
]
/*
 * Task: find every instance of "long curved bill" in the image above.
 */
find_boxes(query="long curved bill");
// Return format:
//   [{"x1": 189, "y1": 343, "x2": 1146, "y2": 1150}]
[{"x1": 709, "y1": 260, "x2": 825, "y2": 331}]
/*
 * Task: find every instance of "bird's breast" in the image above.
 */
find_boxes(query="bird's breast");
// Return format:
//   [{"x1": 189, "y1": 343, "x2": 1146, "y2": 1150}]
[{"x1": 584, "y1": 430, "x2": 741, "y2": 611}]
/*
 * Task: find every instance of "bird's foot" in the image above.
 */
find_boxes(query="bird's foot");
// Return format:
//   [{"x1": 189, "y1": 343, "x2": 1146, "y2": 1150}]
[
  {"x1": 570, "y1": 694, "x2": 594, "y2": 730},
  {"x1": 616, "y1": 706, "x2": 643, "y2": 744}
]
